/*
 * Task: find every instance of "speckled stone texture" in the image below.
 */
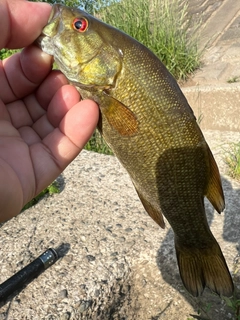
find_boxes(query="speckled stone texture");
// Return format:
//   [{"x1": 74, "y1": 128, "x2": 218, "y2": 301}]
[{"x1": 0, "y1": 130, "x2": 240, "y2": 319}]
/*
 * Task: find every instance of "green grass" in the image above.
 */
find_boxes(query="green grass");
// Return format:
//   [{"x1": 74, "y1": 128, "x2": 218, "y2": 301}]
[
  {"x1": 84, "y1": 130, "x2": 113, "y2": 155},
  {"x1": 96, "y1": 0, "x2": 201, "y2": 80},
  {"x1": 227, "y1": 76, "x2": 240, "y2": 83},
  {"x1": 186, "y1": 295, "x2": 240, "y2": 320},
  {"x1": 224, "y1": 296, "x2": 240, "y2": 320},
  {"x1": 0, "y1": 48, "x2": 19, "y2": 60},
  {"x1": 224, "y1": 142, "x2": 240, "y2": 181},
  {"x1": 22, "y1": 181, "x2": 60, "y2": 211}
]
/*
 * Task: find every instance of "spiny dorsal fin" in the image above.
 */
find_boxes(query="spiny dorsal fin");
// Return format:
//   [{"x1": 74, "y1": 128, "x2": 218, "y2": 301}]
[
  {"x1": 135, "y1": 189, "x2": 165, "y2": 229},
  {"x1": 205, "y1": 147, "x2": 225, "y2": 213}
]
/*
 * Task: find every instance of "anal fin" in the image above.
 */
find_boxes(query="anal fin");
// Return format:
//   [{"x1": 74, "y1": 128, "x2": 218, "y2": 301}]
[{"x1": 136, "y1": 189, "x2": 165, "y2": 229}]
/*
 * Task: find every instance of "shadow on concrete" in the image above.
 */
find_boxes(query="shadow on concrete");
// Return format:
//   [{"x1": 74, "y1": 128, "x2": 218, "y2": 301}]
[
  {"x1": 55, "y1": 174, "x2": 66, "y2": 193},
  {"x1": 222, "y1": 177, "x2": 240, "y2": 248},
  {"x1": 155, "y1": 175, "x2": 240, "y2": 319}
]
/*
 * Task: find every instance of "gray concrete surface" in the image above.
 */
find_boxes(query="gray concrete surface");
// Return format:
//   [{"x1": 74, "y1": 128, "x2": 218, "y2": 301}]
[{"x1": 1, "y1": 1, "x2": 240, "y2": 319}]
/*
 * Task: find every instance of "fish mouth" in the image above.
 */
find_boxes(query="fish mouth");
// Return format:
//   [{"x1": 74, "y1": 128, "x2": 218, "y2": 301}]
[
  {"x1": 36, "y1": 4, "x2": 62, "y2": 56},
  {"x1": 36, "y1": 33, "x2": 55, "y2": 56}
]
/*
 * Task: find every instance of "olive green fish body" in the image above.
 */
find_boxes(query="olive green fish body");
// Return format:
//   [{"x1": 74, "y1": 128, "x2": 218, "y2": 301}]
[{"x1": 38, "y1": 5, "x2": 234, "y2": 297}]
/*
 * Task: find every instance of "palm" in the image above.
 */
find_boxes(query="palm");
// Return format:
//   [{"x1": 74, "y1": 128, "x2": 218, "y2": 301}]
[{"x1": 0, "y1": 46, "x2": 98, "y2": 221}]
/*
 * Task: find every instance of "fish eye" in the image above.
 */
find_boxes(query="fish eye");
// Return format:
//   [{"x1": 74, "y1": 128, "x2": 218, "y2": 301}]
[{"x1": 72, "y1": 18, "x2": 88, "y2": 32}]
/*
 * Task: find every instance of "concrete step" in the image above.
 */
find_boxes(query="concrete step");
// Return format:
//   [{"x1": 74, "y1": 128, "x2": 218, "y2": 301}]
[
  {"x1": 182, "y1": 0, "x2": 240, "y2": 131},
  {"x1": 182, "y1": 83, "x2": 240, "y2": 132}
]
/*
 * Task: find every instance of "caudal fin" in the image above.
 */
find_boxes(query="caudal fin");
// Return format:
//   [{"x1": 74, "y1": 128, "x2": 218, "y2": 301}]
[{"x1": 175, "y1": 239, "x2": 234, "y2": 297}]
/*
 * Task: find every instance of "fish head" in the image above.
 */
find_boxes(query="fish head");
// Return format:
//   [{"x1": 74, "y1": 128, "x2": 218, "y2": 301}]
[{"x1": 38, "y1": 4, "x2": 122, "y2": 89}]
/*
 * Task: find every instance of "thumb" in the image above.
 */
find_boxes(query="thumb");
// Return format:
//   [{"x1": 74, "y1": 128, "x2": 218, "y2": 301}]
[{"x1": 1, "y1": 0, "x2": 51, "y2": 49}]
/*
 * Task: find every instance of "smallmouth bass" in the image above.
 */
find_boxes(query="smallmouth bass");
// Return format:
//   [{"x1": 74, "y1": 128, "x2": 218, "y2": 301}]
[{"x1": 37, "y1": 4, "x2": 234, "y2": 297}]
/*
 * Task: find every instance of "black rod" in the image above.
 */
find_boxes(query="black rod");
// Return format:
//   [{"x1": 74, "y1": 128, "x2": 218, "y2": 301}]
[{"x1": 0, "y1": 248, "x2": 59, "y2": 302}]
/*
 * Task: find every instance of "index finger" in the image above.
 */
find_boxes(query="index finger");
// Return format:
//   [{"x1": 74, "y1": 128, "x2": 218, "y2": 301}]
[{"x1": 1, "y1": 0, "x2": 51, "y2": 49}]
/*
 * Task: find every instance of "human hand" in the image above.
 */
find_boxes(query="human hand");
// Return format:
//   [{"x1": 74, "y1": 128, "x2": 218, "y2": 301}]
[{"x1": 0, "y1": 0, "x2": 99, "y2": 222}]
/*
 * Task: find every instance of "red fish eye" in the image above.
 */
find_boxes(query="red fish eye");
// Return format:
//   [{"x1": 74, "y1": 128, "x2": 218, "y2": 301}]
[{"x1": 72, "y1": 18, "x2": 88, "y2": 32}]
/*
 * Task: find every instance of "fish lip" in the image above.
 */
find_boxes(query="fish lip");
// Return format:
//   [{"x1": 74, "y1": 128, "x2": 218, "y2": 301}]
[{"x1": 35, "y1": 4, "x2": 62, "y2": 54}]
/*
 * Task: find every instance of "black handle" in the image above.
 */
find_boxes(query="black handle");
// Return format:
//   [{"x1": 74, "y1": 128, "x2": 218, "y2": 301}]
[{"x1": 0, "y1": 248, "x2": 58, "y2": 301}]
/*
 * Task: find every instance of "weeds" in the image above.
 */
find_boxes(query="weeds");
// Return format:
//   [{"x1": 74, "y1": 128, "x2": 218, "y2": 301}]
[
  {"x1": 224, "y1": 142, "x2": 240, "y2": 181},
  {"x1": 224, "y1": 296, "x2": 240, "y2": 320},
  {"x1": 0, "y1": 48, "x2": 19, "y2": 60},
  {"x1": 22, "y1": 181, "x2": 60, "y2": 211},
  {"x1": 227, "y1": 76, "x2": 240, "y2": 84},
  {"x1": 84, "y1": 130, "x2": 113, "y2": 155},
  {"x1": 197, "y1": 113, "x2": 204, "y2": 126},
  {"x1": 187, "y1": 295, "x2": 240, "y2": 320}
]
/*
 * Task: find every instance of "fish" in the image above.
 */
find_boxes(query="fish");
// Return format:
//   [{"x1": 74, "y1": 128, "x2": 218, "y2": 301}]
[{"x1": 37, "y1": 4, "x2": 234, "y2": 297}]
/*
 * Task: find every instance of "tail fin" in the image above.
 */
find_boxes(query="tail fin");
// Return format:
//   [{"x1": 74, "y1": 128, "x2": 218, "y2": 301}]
[{"x1": 175, "y1": 239, "x2": 234, "y2": 297}]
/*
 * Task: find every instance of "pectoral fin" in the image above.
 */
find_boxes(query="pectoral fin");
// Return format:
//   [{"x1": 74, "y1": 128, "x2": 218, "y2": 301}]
[
  {"x1": 136, "y1": 189, "x2": 165, "y2": 228},
  {"x1": 205, "y1": 147, "x2": 225, "y2": 213},
  {"x1": 99, "y1": 93, "x2": 138, "y2": 136}
]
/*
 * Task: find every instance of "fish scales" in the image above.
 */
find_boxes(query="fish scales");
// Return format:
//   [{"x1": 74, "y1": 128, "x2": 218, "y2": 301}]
[{"x1": 37, "y1": 4, "x2": 234, "y2": 297}]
